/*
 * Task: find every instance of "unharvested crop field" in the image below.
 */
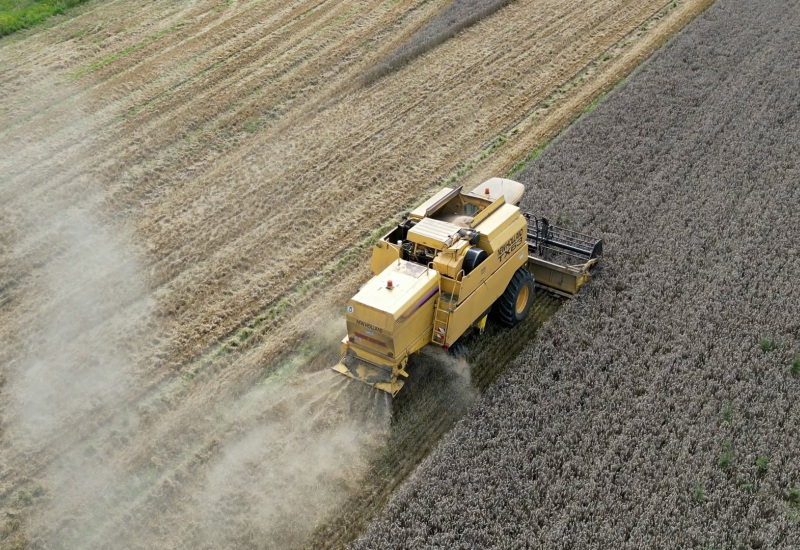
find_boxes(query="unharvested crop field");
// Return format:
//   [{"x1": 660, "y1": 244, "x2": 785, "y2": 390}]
[
  {"x1": 1, "y1": 0, "x2": 717, "y2": 548},
  {"x1": 354, "y1": 0, "x2": 800, "y2": 547}
]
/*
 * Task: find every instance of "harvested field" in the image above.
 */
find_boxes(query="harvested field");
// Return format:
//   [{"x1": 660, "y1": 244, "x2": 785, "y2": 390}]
[
  {"x1": 1, "y1": 0, "x2": 715, "y2": 548},
  {"x1": 362, "y1": 0, "x2": 513, "y2": 84},
  {"x1": 354, "y1": 0, "x2": 800, "y2": 547}
]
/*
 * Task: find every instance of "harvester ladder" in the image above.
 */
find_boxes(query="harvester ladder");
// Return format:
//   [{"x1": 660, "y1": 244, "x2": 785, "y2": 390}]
[{"x1": 431, "y1": 273, "x2": 463, "y2": 347}]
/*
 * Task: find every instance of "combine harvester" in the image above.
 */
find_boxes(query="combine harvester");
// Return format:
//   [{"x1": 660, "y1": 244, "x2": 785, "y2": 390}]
[{"x1": 333, "y1": 179, "x2": 602, "y2": 396}]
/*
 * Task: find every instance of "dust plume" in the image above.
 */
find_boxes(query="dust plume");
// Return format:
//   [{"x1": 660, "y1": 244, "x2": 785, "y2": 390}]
[
  {"x1": 8, "y1": 206, "x2": 154, "y2": 547},
  {"x1": 183, "y1": 312, "x2": 392, "y2": 549},
  {"x1": 7, "y1": 203, "x2": 151, "y2": 443},
  {"x1": 0, "y1": 70, "x2": 155, "y2": 548},
  {"x1": 0, "y1": 71, "x2": 390, "y2": 546},
  {"x1": 417, "y1": 345, "x2": 477, "y2": 401},
  {"x1": 199, "y1": 370, "x2": 392, "y2": 550}
]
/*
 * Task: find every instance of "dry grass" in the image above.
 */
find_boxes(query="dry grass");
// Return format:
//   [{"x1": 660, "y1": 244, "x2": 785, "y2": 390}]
[{"x1": 361, "y1": 0, "x2": 515, "y2": 85}]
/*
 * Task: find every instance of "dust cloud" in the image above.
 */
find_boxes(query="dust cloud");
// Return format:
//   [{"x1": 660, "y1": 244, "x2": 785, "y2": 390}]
[
  {"x1": 417, "y1": 345, "x2": 478, "y2": 402},
  {"x1": 0, "y1": 72, "x2": 155, "y2": 548},
  {"x1": 188, "y1": 314, "x2": 392, "y2": 549},
  {"x1": 0, "y1": 71, "x2": 390, "y2": 549},
  {"x1": 200, "y1": 372, "x2": 391, "y2": 549},
  {"x1": 8, "y1": 203, "x2": 151, "y2": 443},
  {"x1": 9, "y1": 206, "x2": 154, "y2": 548}
]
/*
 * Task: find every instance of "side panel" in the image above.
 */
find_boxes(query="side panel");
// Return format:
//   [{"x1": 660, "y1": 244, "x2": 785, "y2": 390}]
[
  {"x1": 458, "y1": 214, "x2": 527, "y2": 300},
  {"x1": 393, "y1": 284, "x2": 439, "y2": 357},
  {"x1": 445, "y1": 243, "x2": 528, "y2": 346},
  {"x1": 474, "y1": 203, "x2": 520, "y2": 253}
]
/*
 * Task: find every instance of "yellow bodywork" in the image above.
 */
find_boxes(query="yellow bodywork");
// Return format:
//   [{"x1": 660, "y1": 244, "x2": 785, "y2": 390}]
[
  {"x1": 333, "y1": 259, "x2": 440, "y2": 396},
  {"x1": 333, "y1": 179, "x2": 530, "y2": 396},
  {"x1": 333, "y1": 177, "x2": 601, "y2": 395}
]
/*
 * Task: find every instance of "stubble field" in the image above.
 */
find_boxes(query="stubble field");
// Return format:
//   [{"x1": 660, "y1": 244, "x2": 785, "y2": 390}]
[
  {"x1": 1, "y1": 0, "x2": 717, "y2": 548},
  {"x1": 354, "y1": 0, "x2": 800, "y2": 547}
]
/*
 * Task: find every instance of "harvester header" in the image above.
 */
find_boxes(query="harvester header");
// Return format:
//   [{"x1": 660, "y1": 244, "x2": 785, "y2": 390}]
[{"x1": 333, "y1": 178, "x2": 602, "y2": 396}]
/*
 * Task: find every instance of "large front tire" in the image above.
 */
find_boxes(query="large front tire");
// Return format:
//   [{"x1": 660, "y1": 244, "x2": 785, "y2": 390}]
[{"x1": 493, "y1": 268, "x2": 534, "y2": 326}]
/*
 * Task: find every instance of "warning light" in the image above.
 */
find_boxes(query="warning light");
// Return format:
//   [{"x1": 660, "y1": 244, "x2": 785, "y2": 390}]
[
  {"x1": 484, "y1": 187, "x2": 490, "y2": 195},
  {"x1": 387, "y1": 280, "x2": 393, "y2": 289}
]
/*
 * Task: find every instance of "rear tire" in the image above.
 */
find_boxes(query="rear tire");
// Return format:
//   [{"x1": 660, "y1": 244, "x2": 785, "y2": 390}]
[
  {"x1": 493, "y1": 268, "x2": 534, "y2": 326},
  {"x1": 448, "y1": 341, "x2": 469, "y2": 363}
]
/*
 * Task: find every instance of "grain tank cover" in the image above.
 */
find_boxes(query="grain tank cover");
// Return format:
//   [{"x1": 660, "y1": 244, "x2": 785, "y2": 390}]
[{"x1": 468, "y1": 178, "x2": 525, "y2": 205}]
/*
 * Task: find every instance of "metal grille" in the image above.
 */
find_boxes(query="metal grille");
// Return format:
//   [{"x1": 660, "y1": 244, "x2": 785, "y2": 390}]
[{"x1": 525, "y1": 213, "x2": 603, "y2": 263}]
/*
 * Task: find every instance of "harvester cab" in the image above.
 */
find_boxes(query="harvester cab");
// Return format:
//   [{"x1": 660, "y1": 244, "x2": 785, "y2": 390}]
[{"x1": 332, "y1": 178, "x2": 602, "y2": 396}]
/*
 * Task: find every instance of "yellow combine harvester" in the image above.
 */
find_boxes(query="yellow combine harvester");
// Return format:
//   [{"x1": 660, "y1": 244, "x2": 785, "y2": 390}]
[{"x1": 332, "y1": 178, "x2": 602, "y2": 396}]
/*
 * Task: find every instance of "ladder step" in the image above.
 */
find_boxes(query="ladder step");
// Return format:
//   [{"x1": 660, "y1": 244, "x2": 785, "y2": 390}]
[{"x1": 433, "y1": 292, "x2": 451, "y2": 346}]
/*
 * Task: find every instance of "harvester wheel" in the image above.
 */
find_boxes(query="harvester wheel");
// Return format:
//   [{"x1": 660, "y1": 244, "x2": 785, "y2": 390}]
[
  {"x1": 448, "y1": 341, "x2": 469, "y2": 363},
  {"x1": 493, "y1": 268, "x2": 534, "y2": 326}
]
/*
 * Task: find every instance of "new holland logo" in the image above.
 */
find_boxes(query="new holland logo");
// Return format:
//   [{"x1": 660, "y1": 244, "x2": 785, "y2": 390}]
[
  {"x1": 356, "y1": 319, "x2": 383, "y2": 333},
  {"x1": 498, "y1": 228, "x2": 524, "y2": 262}
]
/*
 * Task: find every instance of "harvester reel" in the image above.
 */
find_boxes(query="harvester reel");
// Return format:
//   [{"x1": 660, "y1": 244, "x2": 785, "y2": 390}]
[{"x1": 493, "y1": 268, "x2": 535, "y2": 326}]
